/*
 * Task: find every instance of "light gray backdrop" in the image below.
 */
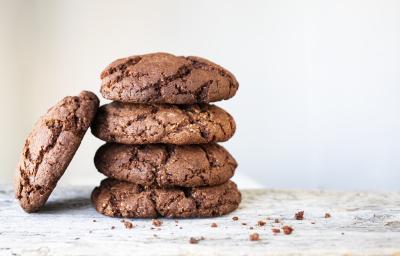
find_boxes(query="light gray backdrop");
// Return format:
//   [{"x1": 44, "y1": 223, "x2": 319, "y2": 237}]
[{"x1": 1, "y1": 0, "x2": 399, "y2": 189}]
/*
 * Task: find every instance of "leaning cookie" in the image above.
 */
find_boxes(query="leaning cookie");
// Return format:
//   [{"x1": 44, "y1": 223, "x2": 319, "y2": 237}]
[
  {"x1": 15, "y1": 91, "x2": 99, "y2": 213},
  {"x1": 94, "y1": 143, "x2": 237, "y2": 187},
  {"x1": 100, "y1": 52, "x2": 239, "y2": 104},
  {"x1": 91, "y1": 102, "x2": 236, "y2": 145},
  {"x1": 91, "y1": 178, "x2": 241, "y2": 218}
]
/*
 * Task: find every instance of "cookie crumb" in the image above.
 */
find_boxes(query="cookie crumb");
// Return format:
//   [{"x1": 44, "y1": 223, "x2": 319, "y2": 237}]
[
  {"x1": 179, "y1": 227, "x2": 183, "y2": 229},
  {"x1": 282, "y1": 226, "x2": 293, "y2": 235},
  {"x1": 249, "y1": 227, "x2": 254, "y2": 230},
  {"x1": 152, "y1": 219, "x2": 162, "y2": 227},
  {"x1": 153, "y1": 234, "x2": 158, "y2": 238},
  {"x1": 341, "y1": 232, "x2": 345, "y2": 235},
  {"x1": 232, "y1": 216, "x2": 239, "y2": 221},
  {"x1": 111, "y1": 226, "x2": 115, "y2": 230},
  {"x1": 92, "y1": 220, "x2": 97, "y2": 222},
  {"x1": 257, "y1": 220, "x2": 266, "y2": 226},
  {"x1": 189, "y1": 237, "x2": 205, "y2": 244},
  {"x1": 274, "y1": 218, "x2": 280, "y2": 223},
  {"x1": 249, "y1": 233, "x2": 260, "y2": 241},
  {"x1": 295, "y1": 211, "x2": 304, "y2": 220},
  {"x1": 211, "y1": 223, "x2": 218, "y2": 228},
  {"x1": 124, "y1": 222, "x2": 133, "y2": 229},
  {"x1": 311, "y1": 221, "x2": 316, "y2": 224},
  {"x1": 242, "y1": 223, "x2": 247, "y2": 226},
  {"x1": 272, "y1": 228, "x2": 280, "y2": 234},
  {"x1": 325, "y1": 213, "x2": 331, "y2": 218},
  {"x1": 122, "y1": 220, "x2": 134, "y2": 229}
]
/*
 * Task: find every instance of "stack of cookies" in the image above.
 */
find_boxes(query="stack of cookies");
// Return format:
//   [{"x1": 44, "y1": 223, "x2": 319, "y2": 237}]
[{"x1": 90, "y1": 53, "x2": 241, "y2": 218}]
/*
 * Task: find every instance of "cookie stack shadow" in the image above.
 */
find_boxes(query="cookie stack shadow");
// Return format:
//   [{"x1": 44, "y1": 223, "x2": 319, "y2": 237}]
[{"x1": 90, "y1": 53, "x2": 241, "y2": 218}]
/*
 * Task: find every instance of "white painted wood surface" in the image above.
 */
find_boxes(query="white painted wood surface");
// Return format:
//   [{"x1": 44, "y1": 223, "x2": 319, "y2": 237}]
[{"x1": 0, "y1": 185, "x2": 399, "y2": 256}]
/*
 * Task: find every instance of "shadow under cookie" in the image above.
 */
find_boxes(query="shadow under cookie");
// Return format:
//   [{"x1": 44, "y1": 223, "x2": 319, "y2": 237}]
[{"x1": 40, "y1": 197, "x2": 91, "y2": 214}]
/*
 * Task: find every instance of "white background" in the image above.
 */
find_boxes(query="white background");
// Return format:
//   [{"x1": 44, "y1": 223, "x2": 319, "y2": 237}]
[{"x1": 1, "y1": 0, "x2": 399, "y2": 189}]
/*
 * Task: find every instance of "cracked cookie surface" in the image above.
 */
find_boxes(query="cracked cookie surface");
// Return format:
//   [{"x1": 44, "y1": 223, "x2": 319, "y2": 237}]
[
  {"x1": 100, "y1": 52, "x2": 239, "y2": 104},
  {"x1": 94, "y1": 143, "x2": 237, "y2": 187},
  {"x1": 91, "y1": 178, "x2": 241, "y2": 218},
  {"x1": 91, "y1": 102, "x2": 236, "y2": 145},
  {"x1": 15, "y1": 91, "x2": 99, "y2": 213}
]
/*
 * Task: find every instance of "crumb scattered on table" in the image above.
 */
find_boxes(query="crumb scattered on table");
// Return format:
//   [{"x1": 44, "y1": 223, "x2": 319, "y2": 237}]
[
  {"x1": 232, "y1": 216, "x2": 239, "y2": 221},
  {"x1": 295, "y1": 211, "x2": 304, "y2": 220},
  {"x1": 189, "y1": 236, "x2": 205, "y2": 244},
  {"x1": 211, "y1": 223, "x2": 218, "y2": 228},
  {"x1": 325, "y1": 213, "x2": 331, "y2": 218},
  {"x1": 111, "y1": 226, "x2": 115, "y2": 230},
  {"x1": 152, "y1": 219, "x2": 162, "y2": 227},
  {"x1": 122, "y1": 220, "x2": 134, "y2": 229},
  {"x1": 257, "y1": 220, "x2": 266, "y2": 226},
  {"x1": 272, "y1": 228, "x2": 280, "y2": 234},
  {"x1": 274, "y1": 218, "x2": 280, "y2": 223},
  {"x1": 249, "y1": 233, "x2": 260, "y2": 241},
  {"x1": 282, "y1": 225, "x2": 293, "y2": 235}
]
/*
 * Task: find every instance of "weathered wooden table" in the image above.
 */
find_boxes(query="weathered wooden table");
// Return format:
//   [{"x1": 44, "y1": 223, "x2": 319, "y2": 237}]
[{"x1": 0, "y1": 185, "x2": 399, "y2": 255}]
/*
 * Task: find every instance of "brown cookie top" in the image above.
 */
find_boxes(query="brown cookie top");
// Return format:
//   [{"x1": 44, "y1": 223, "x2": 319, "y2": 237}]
[
  {"x1": 15, "y1": 91, "x2": 99, "y2": 213},
  {"x1": 91, "y1": 178, "x2": 241, "y2": 218},
  {"x1": 94, "y1": 143, "x2": 237, "y2": 187},
  {"x1": 91, "y1": 102, "x2": 236, "y2": 145},
  {"x1": 100, "y1": 52, "x2": 239, "y2": 104}
]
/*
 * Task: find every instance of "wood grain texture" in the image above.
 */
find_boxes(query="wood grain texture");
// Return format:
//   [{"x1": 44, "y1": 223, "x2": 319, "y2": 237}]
[{"x1": 0, "y1": 185, "x2": 399, "y2": 256}]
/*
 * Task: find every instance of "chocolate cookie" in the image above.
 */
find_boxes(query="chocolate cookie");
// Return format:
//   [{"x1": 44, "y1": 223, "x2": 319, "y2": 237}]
[
  {"x1": 94, "y1": 143, "x2": 237, "y2": 187},
  {"x1": 15, "y1": 91, "x2": 99, "y2": 213},
  {"x1": 100, "y1": 52, "x2": 239, "y2": 104},
  {"x1": 91, "y1": 102, "x2": 235, "y2": 145},
  {"x1": 91, "y1": 178, "x2": 241, "y2": 218}
]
